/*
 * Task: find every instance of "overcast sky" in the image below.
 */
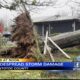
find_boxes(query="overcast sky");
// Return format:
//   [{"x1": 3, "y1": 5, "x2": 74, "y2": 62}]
[
  {"x1": 0, "y1": 0, "x2": 80, "y2": 28},
  {"x1": 31, "y1": 0, "x2": 80, "y2": 18}
]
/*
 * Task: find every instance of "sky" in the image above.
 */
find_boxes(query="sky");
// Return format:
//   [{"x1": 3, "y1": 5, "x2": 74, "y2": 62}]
[
  {"x1": 0, "y1": 0, "x2": 80, "y2": 28},
  {"x1": 31, "y1": 0, "x2": 80, "y2": 19},
  {"x1": 31, "y1": 0, "x2": 70, "y2": 18},
  {"x1": 0, "y1": 8, "x2": 18, "y2": 27}
]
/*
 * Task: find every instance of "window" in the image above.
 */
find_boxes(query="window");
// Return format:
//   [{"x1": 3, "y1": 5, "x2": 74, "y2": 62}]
[{"x1": 35, "y1": 24, "x2": 43, "y2": 36}]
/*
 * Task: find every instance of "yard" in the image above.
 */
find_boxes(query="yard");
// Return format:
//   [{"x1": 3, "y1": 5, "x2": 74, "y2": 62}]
[
  {"x1": 0, "y1": 35, "x2": 80, "y2": 79},
  {"x1": 0, "y1": 47, "x2": 80, "y2": 79}
]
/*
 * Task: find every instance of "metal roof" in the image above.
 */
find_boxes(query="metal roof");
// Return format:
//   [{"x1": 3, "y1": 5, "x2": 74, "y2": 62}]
[{"x1": 32, "y1": 16, "x2": 79, "y2": 23}]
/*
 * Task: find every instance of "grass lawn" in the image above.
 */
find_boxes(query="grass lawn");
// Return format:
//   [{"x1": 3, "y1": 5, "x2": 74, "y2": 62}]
[
  {"x1": 0, "y1": 70, "x2": 42, "y2": 79},
  {"x1": 0, "y1": 70, "x2": 79, "y2": 79},
  {"x1": 44, "y1": 48, "x2": 80, "y2": 62}
]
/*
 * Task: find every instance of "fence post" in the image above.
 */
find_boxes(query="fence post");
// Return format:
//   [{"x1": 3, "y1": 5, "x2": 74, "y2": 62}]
[{"x1": 48, "y1": 37, "x2": 71, "y2": 59}]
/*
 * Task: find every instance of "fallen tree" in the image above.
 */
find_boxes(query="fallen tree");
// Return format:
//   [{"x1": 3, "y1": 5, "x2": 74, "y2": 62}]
[
  {"x1": 40, "y1": 30, "x2": 80, "y2": 51},
  {"x1": 1, "y1": 28, "x2": 80, "y2": 56}
]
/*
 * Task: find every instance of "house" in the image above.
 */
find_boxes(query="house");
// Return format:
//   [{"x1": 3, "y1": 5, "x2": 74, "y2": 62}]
[{"x1": 32, "y1": 16, "x2": 80, "y2": 36}]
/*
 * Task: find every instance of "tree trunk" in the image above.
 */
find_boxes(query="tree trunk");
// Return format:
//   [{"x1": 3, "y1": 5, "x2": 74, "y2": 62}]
[{"x1": 41, "y1": 30, "x2": 80, "y2": 50}]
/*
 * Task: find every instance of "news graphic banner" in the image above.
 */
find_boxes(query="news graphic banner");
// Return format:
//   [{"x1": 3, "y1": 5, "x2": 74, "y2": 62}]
[{"x1": 0, "y1": 62, "x2": 78, "y2": 70}]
